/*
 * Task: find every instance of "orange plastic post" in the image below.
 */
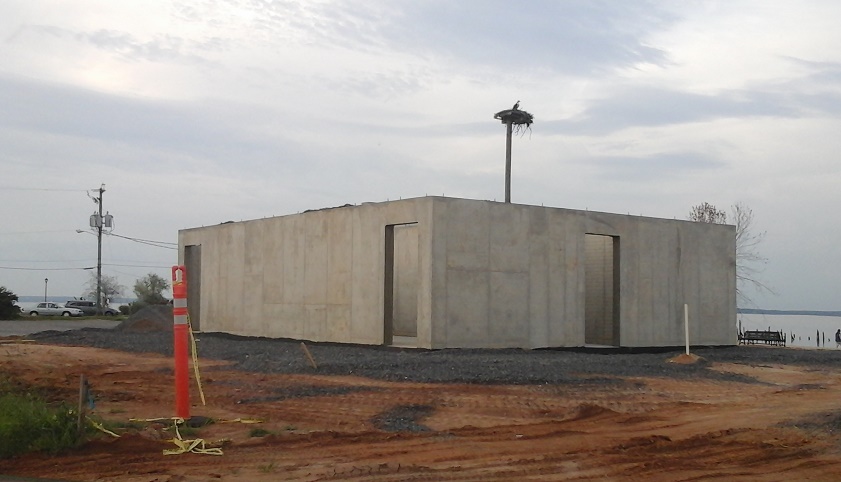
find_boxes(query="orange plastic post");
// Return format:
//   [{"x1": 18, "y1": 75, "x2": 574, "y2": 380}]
[{"x1": 172, "y1": 265, "x2": 190, "y2": 419}]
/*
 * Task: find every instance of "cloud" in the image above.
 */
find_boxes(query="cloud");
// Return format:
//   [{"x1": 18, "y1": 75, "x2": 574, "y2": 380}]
[
  {"x1": 16, "y1": 24, "x2": 223, "y2": 65},
  {"x1": 583, "y1": 151, "x2": 724, "y2": 181},
  {"x1": 372, "y1": 1, "x2": 674, "y2": 75},
  {"x1": 164, "y1": 1, "x2": 675, "y2": 76},
  {"x1": 542, "y1": 85, "x2": 803, "y2": 135},
  {"x1": 0, "y1": 74, "x2": 280, "y2": 162}
]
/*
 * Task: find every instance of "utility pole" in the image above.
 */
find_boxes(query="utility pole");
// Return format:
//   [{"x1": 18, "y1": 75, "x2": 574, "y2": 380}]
[
  {"x1": 88, "y1": 184, "x2": 113, "y2": 315},
  {"x1": 96, "y1": 185, "x2": 103, "y2": 315}
]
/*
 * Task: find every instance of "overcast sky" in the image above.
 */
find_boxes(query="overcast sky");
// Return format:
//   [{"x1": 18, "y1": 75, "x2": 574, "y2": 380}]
[{"x1": 1, "y1": 1, "x2": 840, "y2": 310}]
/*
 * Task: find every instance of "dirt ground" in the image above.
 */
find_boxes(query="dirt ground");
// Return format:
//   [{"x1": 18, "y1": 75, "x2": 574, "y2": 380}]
[{"x1": 3, "y1": 342, "x2": 841, "y2": 481}]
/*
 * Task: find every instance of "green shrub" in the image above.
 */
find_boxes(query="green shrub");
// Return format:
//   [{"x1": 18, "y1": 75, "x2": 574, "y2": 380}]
[
  {"x1": 0, "y1": 286, "x2": 20, "y2": 320},
  {"x1": 0, "y1": 392, "x2": 82, "y2": 458}
]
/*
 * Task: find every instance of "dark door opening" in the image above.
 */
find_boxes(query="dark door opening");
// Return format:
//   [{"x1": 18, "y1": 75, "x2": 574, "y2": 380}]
[
  {"x1": 184, "y1": 244, "x2": 201, "y2": 331},
  {"x1": 584, "y1": 234, "x2": 619, "y2": 346},
  {"x1": 384, "y1": 223, "x2": 419, "y2": 345}
]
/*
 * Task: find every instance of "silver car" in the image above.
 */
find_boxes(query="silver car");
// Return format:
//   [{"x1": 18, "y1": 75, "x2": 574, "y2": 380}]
[{"x1": 27, "y1": 302, "x2": 84, "y2": 317}]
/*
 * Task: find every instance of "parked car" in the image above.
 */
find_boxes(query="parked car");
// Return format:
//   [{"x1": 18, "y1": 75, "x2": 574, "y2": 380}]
[
  {"x1": 64, "y1": 300, "x2": 119, "y2": 316},
  {"x1": 28, "y1": 302, "x2": 84, "y2": 317}
]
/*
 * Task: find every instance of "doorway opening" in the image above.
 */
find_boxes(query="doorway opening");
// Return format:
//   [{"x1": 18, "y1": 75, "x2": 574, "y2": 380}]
[
  {"x1": 384, "y1": 223, "x2": 419, "y2": 346},
  {"x1": 584, "y1": 234, "x2": 619, "y2": 346},
  {"x1": 184, "y1": 244, "x2": 202, "y2": 331}
]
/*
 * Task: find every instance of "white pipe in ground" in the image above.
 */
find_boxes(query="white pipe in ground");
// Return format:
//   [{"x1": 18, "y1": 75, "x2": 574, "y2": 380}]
[{"x1": 684, "y1": 303, "x2": 690, "y2": 355}]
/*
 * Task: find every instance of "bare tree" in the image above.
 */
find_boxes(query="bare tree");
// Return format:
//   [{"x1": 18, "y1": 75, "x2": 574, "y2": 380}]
[
  {"x1": 688, "y1": 202, "x2": 727, "y2": 224},
  {"x1": 689, "y1": 201, "x2": 772, "y2": 304},
  {"x1": 730, "y1": 202, "x2": 772, "y2": 299},
  {"x1": 85, "y1": 273, "x2": 125, "y2": 307}
]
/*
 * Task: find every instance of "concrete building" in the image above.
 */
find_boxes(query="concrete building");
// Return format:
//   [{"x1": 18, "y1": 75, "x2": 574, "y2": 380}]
[{"x1": 178, "y1": 196, "x2": 736, "y2": 349}]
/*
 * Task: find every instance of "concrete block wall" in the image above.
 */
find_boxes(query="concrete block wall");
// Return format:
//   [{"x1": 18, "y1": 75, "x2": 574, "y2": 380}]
[
  {"x1": 179, "y1": 199, "x2": 432, "y2": 346},
  {"x1": 429, "y1": 198, "x2": 735, "y2": 348},
  {"x1": 179, "y1": 196, "x2": 736, "y2": 349}
]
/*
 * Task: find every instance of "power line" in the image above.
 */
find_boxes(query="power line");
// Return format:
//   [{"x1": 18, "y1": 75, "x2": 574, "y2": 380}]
[
  {"x1": 0, "y1": 266, "x2": 94, "y2": 271},
  {"x1": 0, "y1": 229, "x2": 73, "y2": 235},
  {"x1": 77, "y1": 229, "x2": 178, "y2": 249},
  {"x1": 110, "y1": 233, "x2": 178, "y2": 245},
  {"x1": 106, "y1": 232, "x2": 177, "y2": 249},
  {"x1": 0, "y1": 186, "x2": 88, "y2": 192},
  {"x1": 102, "y1": 263, "x2": 172, "y2": 268},
  {"x1": 0, "y1": 258, "x2": 91, "y2": 263}
]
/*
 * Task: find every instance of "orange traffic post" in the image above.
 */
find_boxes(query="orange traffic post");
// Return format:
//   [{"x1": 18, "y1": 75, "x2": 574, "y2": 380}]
[{"x1": 172, "y1": 265, "x2": 190, "y2": 419}]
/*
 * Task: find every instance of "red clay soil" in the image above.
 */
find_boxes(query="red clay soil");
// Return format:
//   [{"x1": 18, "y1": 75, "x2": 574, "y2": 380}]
[{"x1": 3, "y1": 343, "x2": 841, "y2": 481}]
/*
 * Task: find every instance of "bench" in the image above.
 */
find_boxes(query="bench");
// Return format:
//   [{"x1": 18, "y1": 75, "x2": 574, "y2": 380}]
[{"x1": 739, "y1": 330, "x2": 786, "y2": 347}]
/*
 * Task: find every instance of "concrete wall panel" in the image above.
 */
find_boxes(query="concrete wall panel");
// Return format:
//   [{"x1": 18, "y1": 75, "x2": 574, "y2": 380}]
[
  {"x1": 262, "y1": 303, "x2": 304, "y2": 339},
  {"x1": 304, "y1": 304, "x2": 327, "y2": 341},
  {"x1": 327, "y1": 304, "x2": 352, "y2": 340},
  {"x1": 327, "y1": 213, "x2": 353, "y2": 305},
  {"x1": 350, "y1": 206, "x2": 384, "y2": 344},
  {"x1": 262, "y1": 220, "x2": 285, "y2": 305},
  {"x1": 527, "y1": 209, "x2": 550, "y2": 347},
  {"x1": 282, "y1": 215, "x2": 307, "y2": 304},
  {"x1": 179, "y1": 196, "x2": 736, "y2": 349},
  {"x1": 446, "y1": 201, "x2": 489, "y2": 270},
  {"x1": 489, "y1": 205, "x2": 529, "y2": 273},
  {"x1": 489, "y1": 271, "x2": 530, "y2": 346},
  {"x1": 445, "y1": 269, "x2": 489, "y2": 347},
  {"x1": 304, "y1": 213, "x2": 328, "y2": 305},
  {"x1": 428, "y1": 200, "x2": 449, "y2": 348}
]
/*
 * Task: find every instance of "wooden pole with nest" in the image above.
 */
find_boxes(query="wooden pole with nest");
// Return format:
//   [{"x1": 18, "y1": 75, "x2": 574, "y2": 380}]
[{"x1": 494, "y1": 102, "x2": 534, "y2": 203}]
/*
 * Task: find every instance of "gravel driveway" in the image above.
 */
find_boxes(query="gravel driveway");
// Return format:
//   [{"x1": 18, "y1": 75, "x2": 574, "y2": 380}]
[
  {"x1": 27, "y1": 328, "x2": 841, "y2": 386},
  {"x1": 0, "y1": 319, "x2": 121, "y2": 337}
]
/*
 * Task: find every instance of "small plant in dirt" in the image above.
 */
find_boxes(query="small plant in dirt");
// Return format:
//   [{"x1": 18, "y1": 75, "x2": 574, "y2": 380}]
[
  {"x1": 0, "y1": 389, "x2": 83, "y2": 458},
  {"x1": 175, "y1": 425, "x2": 201, "y2": 437},
  {"x1": 257, "y1": 461, "x2": 276, "y2": 473},
  {"x1": 90, "y1": 417, "x2": 146, "y2": 434},
  {"x1": 249, "y1": 427, "x2": 273, "y2": 437}
]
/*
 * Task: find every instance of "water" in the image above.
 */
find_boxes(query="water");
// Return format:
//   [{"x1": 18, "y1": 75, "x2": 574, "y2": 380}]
[{"x1": 738, "y1": 313, "x2": 841, "y2": 350}]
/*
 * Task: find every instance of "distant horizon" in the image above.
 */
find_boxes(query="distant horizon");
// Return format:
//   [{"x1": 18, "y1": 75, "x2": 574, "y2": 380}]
[
  {"x1": 15, "y1": 295, "x2": 839, "y2": 315},
  {"x1": 18, "y1": 295, "x2": 841, "y2": 317}
]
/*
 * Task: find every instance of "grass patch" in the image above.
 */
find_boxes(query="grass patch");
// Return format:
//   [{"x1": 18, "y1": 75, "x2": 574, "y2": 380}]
[
  {"x1": 92, "y1": 417, "x2": 146, "y2": 433},
  {"x1": 249, "y1": 427, "x2": 273, "y2": 437},
  {"x1": 0, "y1": 390, "x2": 82, "y2": 458}
]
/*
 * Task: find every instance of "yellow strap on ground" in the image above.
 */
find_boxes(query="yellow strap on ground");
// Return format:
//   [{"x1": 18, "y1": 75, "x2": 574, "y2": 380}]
[
  {"x1": 187, "y1": 313, "x2": 206, "y2": 406},
  {"x1": 163, "y1": 418, "x2": 223, "y2": 456},
  {"x1": 130, "y1": 417, "x2": 261, "y2": 424},
  {"x1": 218, "y1": 418, "x2": 263, "y2": 424},
  {"x1": 163, "y1": 437, "x2": 223, "y2": 456},
  {"x1": 88, "y1": 418, "x2": 120, "y2": 438}
]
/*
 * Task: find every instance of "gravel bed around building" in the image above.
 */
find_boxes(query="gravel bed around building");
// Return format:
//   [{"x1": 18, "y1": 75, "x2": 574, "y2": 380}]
[{"x1": 27, "y1": 328, "x2": 841, "y2": 385}]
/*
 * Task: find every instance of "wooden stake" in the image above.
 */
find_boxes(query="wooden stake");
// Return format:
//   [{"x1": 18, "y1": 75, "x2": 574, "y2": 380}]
[
  {"x1": 300, "y1": 342, "x2": 318, "y2": 369},
  {"x1": 77, "y1": 374, "x2": 86, "y2": 434}
]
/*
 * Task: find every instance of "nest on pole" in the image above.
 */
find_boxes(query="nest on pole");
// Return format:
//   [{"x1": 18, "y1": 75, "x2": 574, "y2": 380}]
[{"x1": 494, "y1": 108, "x2": 534, "y2": 136}]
